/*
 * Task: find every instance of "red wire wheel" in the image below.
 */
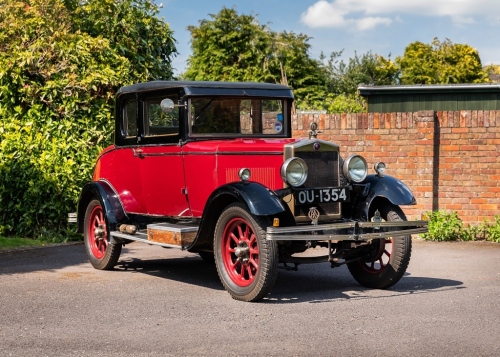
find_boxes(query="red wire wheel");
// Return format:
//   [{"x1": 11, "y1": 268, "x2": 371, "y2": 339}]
[
  {"x1": 221, "y1": 217, "x2": 259, "y2": 287},
  {"x1": 87, "y1": 204, "x2": 108, "y2": 260},
  {"x1": 83, "y1": 199, "x2": 122, "y2": 270},
  {"x1": 214, "y1": 203, "x2": 278, "y2": 302}
]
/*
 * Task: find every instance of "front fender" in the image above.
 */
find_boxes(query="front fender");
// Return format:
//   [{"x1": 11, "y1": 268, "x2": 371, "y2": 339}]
[
  {"x1": 207, "y1": 181, "x2": 287, "y2": 217},
  {"x1": 186, "y1": 182, "x2": 287, "y2": 252},
  {"x1": 76, "y1": 181, "x2": 127, "y2": 233},
  {"x1": 354, "y1": 175, "x2": 416, "y2": 221}
]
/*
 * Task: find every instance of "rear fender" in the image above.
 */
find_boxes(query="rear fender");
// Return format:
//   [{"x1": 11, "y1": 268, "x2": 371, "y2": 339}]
[
  {"x1": 353, "y1": 175, "x2": 416, "y2": 221},
  {"x1": 77, "y1": 181, "x2": 127, "y2": 233}
]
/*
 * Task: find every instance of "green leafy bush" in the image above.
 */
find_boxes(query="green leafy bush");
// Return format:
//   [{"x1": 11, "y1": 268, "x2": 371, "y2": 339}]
[
  {"x1": 421, "y1": 211, "x2": 464, "y2": 241},
  {"x1": 421, "y1": 211, "x2": 500, "y2": 243},
  {"x1": 0, "y1": 0, "x2": 176, "y2": 238},
  {"x1": 484, "y1": 216, "x2": 500, "y2": 243}
]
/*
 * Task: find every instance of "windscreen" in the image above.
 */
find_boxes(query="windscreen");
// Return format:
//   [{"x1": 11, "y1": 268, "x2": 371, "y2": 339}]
[{"x1": 189, "y1": 98, "x2": 287, "y2": 137}]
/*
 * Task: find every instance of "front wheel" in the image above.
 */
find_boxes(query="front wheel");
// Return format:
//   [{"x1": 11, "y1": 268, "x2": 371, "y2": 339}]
[
  {"x1": 347, "y1": 202, "x2": 412, "y2": 289},
  {"x1": 214, "y1": 203, "x2": 278, "y2": 302},
  {"x1": 84, "y1": 199, "x2": 122, "y2": 270}
]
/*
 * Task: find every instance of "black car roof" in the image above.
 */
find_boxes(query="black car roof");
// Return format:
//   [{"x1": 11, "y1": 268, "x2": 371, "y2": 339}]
[{"x1": 117, "y1": 80, "x2": 294, "y2": 98}]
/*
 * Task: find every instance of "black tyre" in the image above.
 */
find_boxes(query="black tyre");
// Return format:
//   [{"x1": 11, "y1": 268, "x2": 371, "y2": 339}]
[
  {"x1": 214, "y1": 203, "x2": 278, "y2": 302},
  {"x1": 83, "y1": 199, "x2": 122, "y2": 270},
  {"x1": 347, "y1": 202, "x2": 412, "y2": 289}
]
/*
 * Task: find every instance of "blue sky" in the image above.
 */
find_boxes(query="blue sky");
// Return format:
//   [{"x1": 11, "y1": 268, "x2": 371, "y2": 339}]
[{"x1": 159, "y1": 0, "x2": 500, "y2": 75}]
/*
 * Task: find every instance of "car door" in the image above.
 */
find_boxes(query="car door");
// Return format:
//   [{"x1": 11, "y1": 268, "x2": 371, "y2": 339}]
[{"x1": 136, "y1": 91, "x2": 191, "y2": 217}]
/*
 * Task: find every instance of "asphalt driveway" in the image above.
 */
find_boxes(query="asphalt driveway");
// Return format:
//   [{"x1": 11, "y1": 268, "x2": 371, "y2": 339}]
[{"x1": 0, "y1": 239, "x2": 499, "y2": 356}]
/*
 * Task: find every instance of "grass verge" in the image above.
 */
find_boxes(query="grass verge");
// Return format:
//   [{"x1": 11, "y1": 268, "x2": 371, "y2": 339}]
[
  {"x1": 0, "y1": 236, "x2": 47, "y2": 250},
  {"x1": 0, "y1": 232, "x2": 82, "y2": 251}
]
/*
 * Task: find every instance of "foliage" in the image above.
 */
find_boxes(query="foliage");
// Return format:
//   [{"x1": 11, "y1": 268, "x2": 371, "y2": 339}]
[
  {"x1": 421, "y1": 211, "x2": 500, "y2": 243},
  {"x1": 421, "y1": 211, "x2": 464, "y2": 241},
  {"x1": 294, "y1": 51, "x2": 397, "y2": 113},
  {"x1": 66, "y1": 0, "x2": 177, "y2": 79},
  {"x1": 0, "y1": 236, "x2": 45, "y2": 250},
  {"x1": 484, "y1": 216, "x2": 500, "y2": 243},
  {"x1": 0, "y1": 0, "x2": 176, "y2": 238},
  {"x1": 184, "y1": 7, "x2": 327, "y2": 108},
  {"x1": 321, "y1": 51, "x2": 399, "y2": 96},
  {"x1": 298, "y1": 93, "x2": 365, "y2": 113},
  {"x1": 326, "y1": 94, "x2": 365, "y2": 113},
  {"x1": 396, "y1": 38, "x2": 489, "y2": 84}
]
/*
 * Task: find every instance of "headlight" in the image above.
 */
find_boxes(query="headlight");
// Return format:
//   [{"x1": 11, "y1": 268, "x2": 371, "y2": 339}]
[
  {"x1": 238, "y1": 168, "x2": 251, "y2": 181},
  {"x1": 343, "y1": 155, "x2": 368, "y2": 183},
  {"x1": 374, "y1": 162, "x2": 386, "y2": 176},
  {"x1": 281, "y1": 157, "x2": 308, "y2": 187}
]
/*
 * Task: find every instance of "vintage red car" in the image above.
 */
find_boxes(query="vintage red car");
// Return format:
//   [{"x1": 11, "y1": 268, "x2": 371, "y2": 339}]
[{"x1": 76, "y1": 81, "x2": 427, "y2": 301}]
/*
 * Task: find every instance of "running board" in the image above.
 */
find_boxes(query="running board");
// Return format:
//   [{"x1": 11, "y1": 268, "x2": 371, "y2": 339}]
[{"x1": 110, "y1": 222, "x2": 199, "y2": 250}]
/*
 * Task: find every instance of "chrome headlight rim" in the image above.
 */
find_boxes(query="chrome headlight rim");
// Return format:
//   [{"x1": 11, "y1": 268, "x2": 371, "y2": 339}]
[
  {"x1": 281, "y1": 157, "x2": 308, "y2": 187},
  {"x1": 343, "y1": 154, "x2": 368, "y2": 183}
]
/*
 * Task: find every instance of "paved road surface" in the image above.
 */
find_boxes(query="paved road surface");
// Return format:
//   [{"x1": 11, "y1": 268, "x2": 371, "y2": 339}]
[{"x1": 0, "y1": 240, "x2": 499, "y2": 356}]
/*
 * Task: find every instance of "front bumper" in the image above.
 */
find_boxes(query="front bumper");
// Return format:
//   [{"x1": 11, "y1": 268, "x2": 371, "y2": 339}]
[{"x1": 266, "y1": 220, "x2": 428, "y2": 241}]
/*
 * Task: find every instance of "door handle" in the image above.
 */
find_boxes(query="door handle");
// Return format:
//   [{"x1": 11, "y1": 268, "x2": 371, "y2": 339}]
[{"x1": 133, "y1": 148, "x2": 144, "y2": 158}]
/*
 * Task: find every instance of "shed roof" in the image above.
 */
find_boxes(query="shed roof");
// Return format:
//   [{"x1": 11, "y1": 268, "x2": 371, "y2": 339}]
[{"x1": 358, "y1": 83, "x2": 500, "y2": 96}]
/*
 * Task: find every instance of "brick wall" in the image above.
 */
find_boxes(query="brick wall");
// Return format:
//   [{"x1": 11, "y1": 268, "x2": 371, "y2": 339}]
[{"x1": 292, "y1": 111, "x2": 500, "y2": 225}]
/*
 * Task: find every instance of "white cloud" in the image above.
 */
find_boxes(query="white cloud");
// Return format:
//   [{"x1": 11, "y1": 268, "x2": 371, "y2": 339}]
[
  {"x1": 301, "y1": 0, "x2": 500, "y2": 29},
  {"x1": 355, "y1": 17, "x2": 392, "y2": 31}
]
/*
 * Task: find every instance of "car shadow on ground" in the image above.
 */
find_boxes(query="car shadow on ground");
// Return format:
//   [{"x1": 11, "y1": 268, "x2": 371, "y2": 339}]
[
  {"x1": 0, "y1": 243, "x2": 465, "y2": 304},
  {"x1": 266, "y1": 267, "x2": 465, "y2": 304},
  {"x1": 115, "y1": 254, "x2": 225, "y2": 291},
  {"x1": 0, "y1": 243, "x2": 88, "y2": 275},
  {"x1": 113, "y1": 251, "x2": 464, "y2": 304}
]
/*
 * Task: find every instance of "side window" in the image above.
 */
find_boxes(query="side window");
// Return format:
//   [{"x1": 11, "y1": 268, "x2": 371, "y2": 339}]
[
  {"x1": 190, "y1": 98, "x2": 240, "y2": 134},
  {"x1": 123, "y1": 99, "x2": 138, "y2": 138},
  {"x1": 144, "y1": 94, "x2": 179, "y2": 137},
  {"x1": 242, "y1": 99, "x2": 284, "y2": 134}
]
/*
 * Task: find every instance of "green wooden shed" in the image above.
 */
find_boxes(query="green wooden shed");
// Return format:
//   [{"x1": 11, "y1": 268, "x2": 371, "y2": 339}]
[{"x1": 358, "y1": 83, "x2": 500, "y2": 112}]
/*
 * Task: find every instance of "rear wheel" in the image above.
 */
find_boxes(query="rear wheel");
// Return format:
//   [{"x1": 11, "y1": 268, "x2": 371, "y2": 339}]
[
  {"x1": 84, "y1": 199, "x2": 122, "y2": 270},
  {"x1": 214, "y1": 203, "x2": 278, "y2": 302},
  {"x1": 347, "y1": 202, "x2": 412, "y2": 289}
]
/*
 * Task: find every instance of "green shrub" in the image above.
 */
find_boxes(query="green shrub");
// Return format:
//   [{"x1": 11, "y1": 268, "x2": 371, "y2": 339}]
[
  {"x1": 421, "y1": 211, "x2": 464, "y2": 241},
  {"x1": 0, "y1": 0, "x2": 176, "y2": 238},
  {"x1": 485, "y1": 216, "x2": 500, "y2": 243},
  {"x1": 421, "y1": 211, "x2": 500, "y2": 243}
]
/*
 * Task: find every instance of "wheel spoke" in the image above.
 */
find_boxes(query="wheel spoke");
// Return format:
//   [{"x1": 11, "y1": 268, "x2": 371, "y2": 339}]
[
  {"x1": 249, "y1": 258, "x2": 258, "y2": 270},
  {"x1": 230, "y1": 258, "x2": 239, "y2": 270},
  {"x1": 229, "y1": 232, "x2": 239, "y2": 246},
  {"x1": 246, "y1": 264, "x2": 254, "y2": 280},
  {"x1": 248, "y1": 233, "x2": 256, "y2": 246},
  {"x1": 237, "y1": 225, "x2": 245, "y2": 241}
]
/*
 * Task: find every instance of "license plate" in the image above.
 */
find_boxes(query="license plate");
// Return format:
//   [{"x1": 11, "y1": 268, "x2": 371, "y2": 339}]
[{"x1": 294, "y1": 187, "x2": 350, "y2": 206}]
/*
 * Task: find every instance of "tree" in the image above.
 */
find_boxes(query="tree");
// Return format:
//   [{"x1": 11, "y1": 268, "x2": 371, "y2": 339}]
[
  {"x1": 322, "y1": 51, "x2": 399, "y2": 96},
  {"x1": 298, "y1": 51, "x2": 399, "y2": 113},
  {"x1": 184, "y1": 7, "x2": 271, "y2": 82},
  {"x1": 184, "y1": 7, "x2": 327, "y2": 108},
  {"x1": 0, "y1": 0, "x2": 177, "y2": 237},
  {"x1": 396, "y1": 38, "x2": 488, "y2": 84},
  {"x1": 66, "y1": 0, "x2": 177, "y2": 79}
]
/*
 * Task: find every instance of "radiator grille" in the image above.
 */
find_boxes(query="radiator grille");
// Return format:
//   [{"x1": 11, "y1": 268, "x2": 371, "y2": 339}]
[{"x1": 294, "y1": 150, "x2": 340, "y2": 218}]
